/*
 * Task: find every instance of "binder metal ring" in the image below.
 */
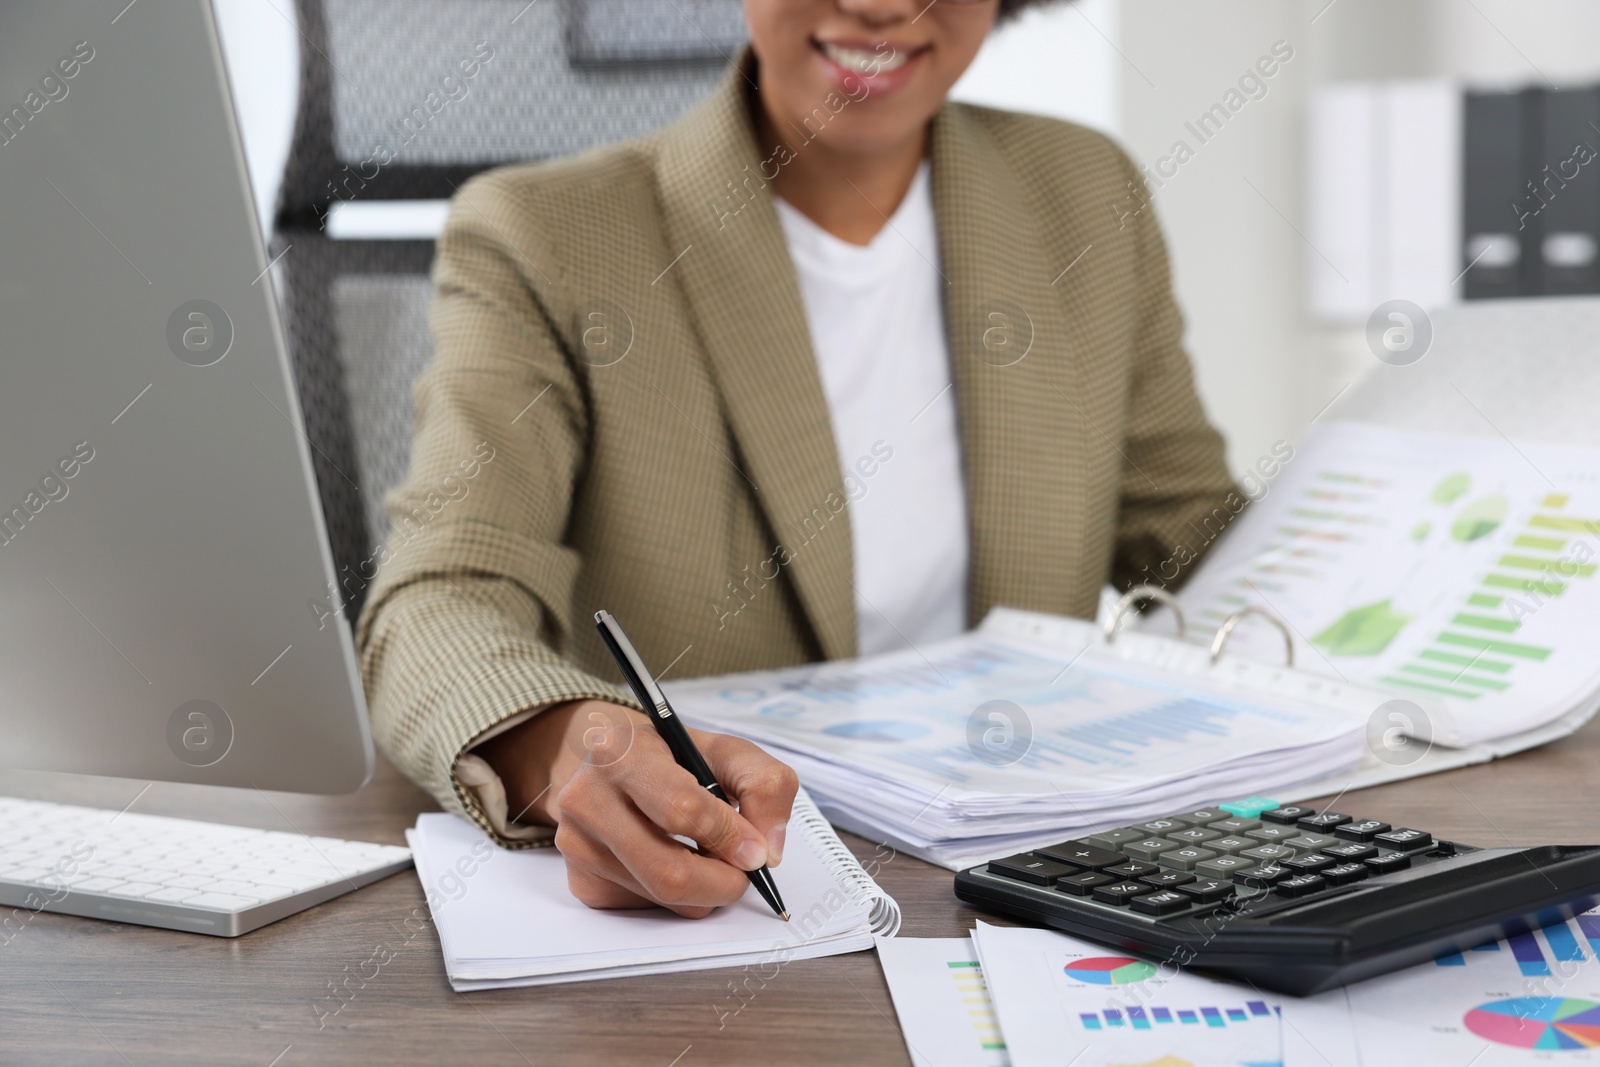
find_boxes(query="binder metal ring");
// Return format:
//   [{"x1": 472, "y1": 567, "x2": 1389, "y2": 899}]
[
  {"x1": 1103, "y1": 584, "x2": 1186, "y2": 643},
  {"x1": 1209, "y1": 606, "x2": 1295, "y2": 667}
]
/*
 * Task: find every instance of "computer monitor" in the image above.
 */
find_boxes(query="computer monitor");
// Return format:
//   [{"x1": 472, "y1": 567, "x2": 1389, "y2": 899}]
[{"x1": 0, "y1": 0, "x2": 373, "y2": 791}]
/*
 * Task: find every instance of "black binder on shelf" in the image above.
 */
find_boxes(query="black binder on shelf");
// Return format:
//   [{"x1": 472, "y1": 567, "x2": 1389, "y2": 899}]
[
  {"x1": 1532, "y1": 87, "x2": 1600, "y2": 296},
  {"x1": 1462, "y1": 89, "x2": 1533, "y2": 300}
]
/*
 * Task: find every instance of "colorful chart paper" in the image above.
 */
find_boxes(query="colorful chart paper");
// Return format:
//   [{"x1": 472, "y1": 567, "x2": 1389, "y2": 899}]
[
  {"x1": 1463, "y1": 997, "x2": 1600, "y2": 1050},
  {"x1": 1063, "y1": 956, "x2": 1158, "y2": 986}
]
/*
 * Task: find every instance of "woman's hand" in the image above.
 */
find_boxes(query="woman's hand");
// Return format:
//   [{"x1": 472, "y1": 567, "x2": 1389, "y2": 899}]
[{"x1": 476, "y1": 699, "x2": 798, "y2": 918}]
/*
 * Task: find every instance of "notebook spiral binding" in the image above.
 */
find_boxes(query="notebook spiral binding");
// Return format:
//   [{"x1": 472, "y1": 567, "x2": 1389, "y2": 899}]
[{"x1": 792, "y1": 788, "x2": 903, "y2": 937}]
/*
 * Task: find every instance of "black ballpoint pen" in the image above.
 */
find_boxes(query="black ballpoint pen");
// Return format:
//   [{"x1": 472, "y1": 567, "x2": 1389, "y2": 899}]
[{"x1": 594, "y1": 610, "x2": 790, "y2": 921}]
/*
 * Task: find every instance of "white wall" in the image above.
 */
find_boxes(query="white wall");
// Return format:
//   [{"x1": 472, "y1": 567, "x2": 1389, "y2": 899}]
[{"x1": 952, "y1": 0, "x2": 1120, "y2": 133}]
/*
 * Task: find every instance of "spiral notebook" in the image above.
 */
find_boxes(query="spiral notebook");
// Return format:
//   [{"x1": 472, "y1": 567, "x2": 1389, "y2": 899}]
[{"x1": 406, "y1": 788, "x2": 901, "y2": 990}]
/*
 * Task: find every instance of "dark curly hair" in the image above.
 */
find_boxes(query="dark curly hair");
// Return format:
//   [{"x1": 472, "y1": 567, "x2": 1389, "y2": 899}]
[{"x1": 998, "y1": 0, "x2": 1072, "y2": 22}]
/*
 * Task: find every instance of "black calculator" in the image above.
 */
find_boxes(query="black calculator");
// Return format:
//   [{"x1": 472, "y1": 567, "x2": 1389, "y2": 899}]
[{"x1": 953, "y1": 796, "x2": 1600, "y2": 995}]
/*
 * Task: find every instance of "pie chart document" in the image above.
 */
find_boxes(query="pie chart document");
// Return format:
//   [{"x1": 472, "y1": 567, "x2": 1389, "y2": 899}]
[{"x1": 1282, "y1": 907, "x2": 1600, "y2": 1066}]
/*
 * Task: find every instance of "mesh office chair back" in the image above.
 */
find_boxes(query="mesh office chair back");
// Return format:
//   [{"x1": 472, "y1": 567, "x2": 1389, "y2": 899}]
[{"x1": 274, "y1": 0, "x2": 744, "y2": 621}]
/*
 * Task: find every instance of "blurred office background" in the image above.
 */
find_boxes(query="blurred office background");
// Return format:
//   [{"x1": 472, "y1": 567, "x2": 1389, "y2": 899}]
[{"x1": 215, "y1": 0, "x2": 1600, "y2": 480}]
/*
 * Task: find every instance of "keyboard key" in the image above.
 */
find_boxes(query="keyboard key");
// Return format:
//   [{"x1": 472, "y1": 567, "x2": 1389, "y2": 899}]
[
  {"x1": 1374, "y1": 828, "x2": 1433, "y2": 851},
  {"x1": 1196, "y1": 855, "x2": 1255, "y2": 878},
  {"x1": 1365, "y1": 852, "x2": 1412, "y2": 875},
  {"x1": 1235, "y1": 863, "x2": 1291, "y2": 888},
  {"x1": 1175, "y1": 878, "x2": 1234, "y2": 904},
  {"x1": 1208, "y1": 836, "x2": 1256, "y2": 856},
  {"x1": 1283, "y1": 854, "x2": 1336, "y2": 873},
  {"x1": 1276, "y1": 874, "x2": 1327, "y2": 898},
  {"x1": 1093, "y1": 881, "x2": 1152, "y2": 905},
  {"x1": 1086, "y1": 827, "x2": 1147, "y2": 849},
  {"x1": 1173, "y1": 808, "x2": 1228, "y2": 826},
  {"x1": 1261, "y1": 805, "x2": 1317, "y2": 824},
  {"x1": 1140, "y1": 870, "x2": 1196, "y2": 889},
  {"x1": 103, "y1": 881, "x2": 164, "y2": 900},
  {"x1": 1321, "y1": 842, "x2": 1379, "y2": 862},
  {"x1": 1056, "y1": 871, "x2": 1116, "y2": 896},
  {"x1": 1297, "y1": 812, "x2": 1353, "y2": 831},
  {"x1": 1159, "y1": 846, "x2": 1218, "y2": 871},
  {"x1": 1167, "y1": 827, "x2": 1223, "y2": 846},
  {"x1": 1246, "y1": 825, "x2": 1297, "y2": 844},
  {"x1": 145, "y1": 886, "x2": 202, "y2": 904},
  {"x1": 1240, "y1": 844, "x2": 1295, "y2": 864},
  {"x1": 1212, "y1": 817, "x2": 1262, "y2": 834},
  {"x1": 1035, "y1": 842, "x2": 1124, "y2": 869},
  {"x1": 1284, "y1": 833, "x2": 1337, "y2": 851},
  {"x1": 1104, "y1": 861, "x2": 1160, "y2": 880},
  {"x1": 1121, "y1": 838, "x2": 1181, "y2": 863},
  {"x1": 989, "y1": 855, "x2": 1074, "y2": 886},
  {"x1": 1218, "y1": 797, "x2": 1279, "y2": 819},
  {"x1": 1136, "y1": 818, "x2": 1188, "y2": 836},
  {"x1": 1333, "y1": 819, "x2": 1392, "y2": 842},
  {"x1": 1130, "y1": 890, "x2": 1190, "y2": 916},
  {"x1": 1322, "y1": 863, "x2": 1369, "y2": 886}
]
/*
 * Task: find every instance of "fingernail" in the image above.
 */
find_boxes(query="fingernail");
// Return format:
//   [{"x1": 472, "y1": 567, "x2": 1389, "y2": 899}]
[
  {"x1": 766, "y1": 824, "x2": 786, "y2": 865},
  {"x1": 733, "y1": 838, "x2": 767, "y2": 871}
]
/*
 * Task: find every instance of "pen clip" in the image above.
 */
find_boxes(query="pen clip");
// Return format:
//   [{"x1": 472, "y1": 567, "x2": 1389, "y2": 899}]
[{"x1": 594, "y1": 610, "x2": 669, "y2": 712}]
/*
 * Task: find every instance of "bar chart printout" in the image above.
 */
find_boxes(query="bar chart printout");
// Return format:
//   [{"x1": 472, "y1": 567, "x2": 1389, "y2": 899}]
[
  {"x1": 874, "y1": 937, "x2": 1009, "y2": 1067},
  {"x1": 1281, "y1": 908, "x2": 1600, "y2": 1066}
]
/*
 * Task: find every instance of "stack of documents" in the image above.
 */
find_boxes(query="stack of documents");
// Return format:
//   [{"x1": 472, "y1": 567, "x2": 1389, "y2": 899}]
[
  {"x1": 407, "y1": 789, "x2": 899, "y2": 990},
  {"x1": 667, "y1": 613, "x2": 1376, "y2": 869}
]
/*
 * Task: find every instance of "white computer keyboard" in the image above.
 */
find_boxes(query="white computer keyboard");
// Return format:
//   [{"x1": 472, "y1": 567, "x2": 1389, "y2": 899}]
[{"x1": 0, "y1": 797, "x2": 413, "y2": 936}]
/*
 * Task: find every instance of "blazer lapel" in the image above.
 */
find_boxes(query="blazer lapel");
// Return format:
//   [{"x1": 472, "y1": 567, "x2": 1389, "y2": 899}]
[
  {"x1": 654, "y1": 67, "x2": 857, "y2": 661},
  {"x1": 929, "y1": 104, "x2": 1098, "y2": 623}
]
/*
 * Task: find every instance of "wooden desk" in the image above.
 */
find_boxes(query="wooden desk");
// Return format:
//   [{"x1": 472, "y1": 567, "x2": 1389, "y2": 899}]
[{"x1": 6, "y1": 716, "x2": 1599, "y2": 1067}]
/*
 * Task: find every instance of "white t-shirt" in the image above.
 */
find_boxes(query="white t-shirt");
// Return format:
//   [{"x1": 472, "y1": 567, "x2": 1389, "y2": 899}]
[{"x1": 774, "y1": 163, "x2": 970, "y2": 657}]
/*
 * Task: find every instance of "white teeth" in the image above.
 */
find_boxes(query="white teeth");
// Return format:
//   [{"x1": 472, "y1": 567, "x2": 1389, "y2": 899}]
[{"x1": 821, "y1": 43, "x2": 908, "y2": 75}]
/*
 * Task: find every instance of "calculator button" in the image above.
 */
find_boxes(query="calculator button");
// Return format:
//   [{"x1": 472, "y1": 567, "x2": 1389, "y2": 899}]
[
  {"x1": 1104, "y1": 861, "x2": 1160, "y2": 880},
  {"x1": 1374, "y1": 828, "x2": 1433, "y2": 851},
  {"x1": 1056, "y1": 871, "x2": 1116, "y2": 896},
  {"x1": 1175, "y1": 878, "x2": 1234, "y2": 904},
  {"x1": 1284, "y1": 833, "x2": 1337, "y2": 851},
  {"x1": 1235, "y1": 863, "x2": 1291, "y2": 888},
  {"x1": 1212, "y1": 817, "x2": 1262, "y2": 834},
  {"x1": 989, "y1": 855, "x2": 1074, "y2": 886},
  {"x1": 1035, "y1": 842, "x2": 1125, "y2": 869},
  {"x1": 1276, "y1": 874, "x2": 1327, "y2": 898},
  {"x1": 1219, "y1": 797, "x2": 1279, "y2": 818},
  {"x1": 1093, "y1": 881, "x2": 1152, "y2": 905},
  {"x1": 1322, "y1": 862, "x2": 1369, "y2": 886},
  {"x1": 1159, "y1": 847, "x2": 1218, "y2": 872},
  {"x1": 1261, "y1": 806, "x2": 1316, "y2": 824},
  {"x1": 1321, "y1": 842, "x2": 1379, "y2": 862},
  {"x1": 1121, "y1": 838, "x2": 1181, "y2": 863},
  {"x1": 1283, "y1": 854, "x2": 1336, "y2": 873},
  {"x1": 1086, "y1": 827, "x2": 1147, "y2": 849},
  {"x1": 1137, "y1": 818, "x2": 1188, "y2": 835},
  {"x1": 1195, "y1": 855, "x2": 1255, "y2": 879},
  {"x1": 1141, "y1": 870, "x2": 1196, "y2": 889},
  {"x1": 1208, "y1": 836, "x2": 1256, "y2": 856},
  {"x1": 1297, "y1": 812, "x2": 1353, "y2": 831},
  {"x1": 1333, "y1": 819, "x2": 1391, "y2": 843},
  {"x1": 1167, "y1": 827, "x2": 1222, "y2": 846},
  {"x1": 1364, "y1": 852, "x2": 1412, "y2": 875},
  {"x1": 1129, "y1": 890, "x2": 1190, "y2": 916},
  {"x1": 1240, "y1": 844, "x2": 1295, "y2": 864},
  {"x1": 1246, "y1": 825, "x2": 1296, "y2": 843},
  {"x1": 1174, "y1": 809, "x2": 1228, "y2": 825}
]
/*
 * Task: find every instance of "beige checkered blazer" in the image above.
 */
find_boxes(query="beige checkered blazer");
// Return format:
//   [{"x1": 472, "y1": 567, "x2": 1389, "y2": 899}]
[{"x1": 355, "y1": 62, "x2": 1239, "y2": 846}]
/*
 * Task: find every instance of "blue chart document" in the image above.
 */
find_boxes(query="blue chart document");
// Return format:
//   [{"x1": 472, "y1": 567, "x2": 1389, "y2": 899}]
[{"x1": 667, "y1": 611, "x2": 1373, "y2": 868}]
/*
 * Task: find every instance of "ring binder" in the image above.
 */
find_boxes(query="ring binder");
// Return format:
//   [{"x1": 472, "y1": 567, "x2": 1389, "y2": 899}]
[
  {"x1": 1209, "y1": 606, "x2": 1295, "y2": 667},
  {"x1": 1103, "y1": 584, "x2": 1187, "y2": 643}
]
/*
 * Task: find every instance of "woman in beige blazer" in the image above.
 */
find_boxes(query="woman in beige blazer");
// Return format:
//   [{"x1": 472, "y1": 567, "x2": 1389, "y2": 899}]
[{"x1": 357, "y1": 0, "x2": 1240, "y2": 917}]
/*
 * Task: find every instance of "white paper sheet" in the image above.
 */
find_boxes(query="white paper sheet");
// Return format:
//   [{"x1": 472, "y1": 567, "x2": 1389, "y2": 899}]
[
  {"x1": 1174, "y1": 422, "x2": 1600, "y2": 746},
  {"x1": 972, "y1": 922, "x2": 1282, "y2": 1067},
  {"x1": 1282, "y1": 911, "x2": 1600, "y2": 1067},
  {"x1": 875, "y1": 936, "x2": 1010, "y2": 1067}
]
